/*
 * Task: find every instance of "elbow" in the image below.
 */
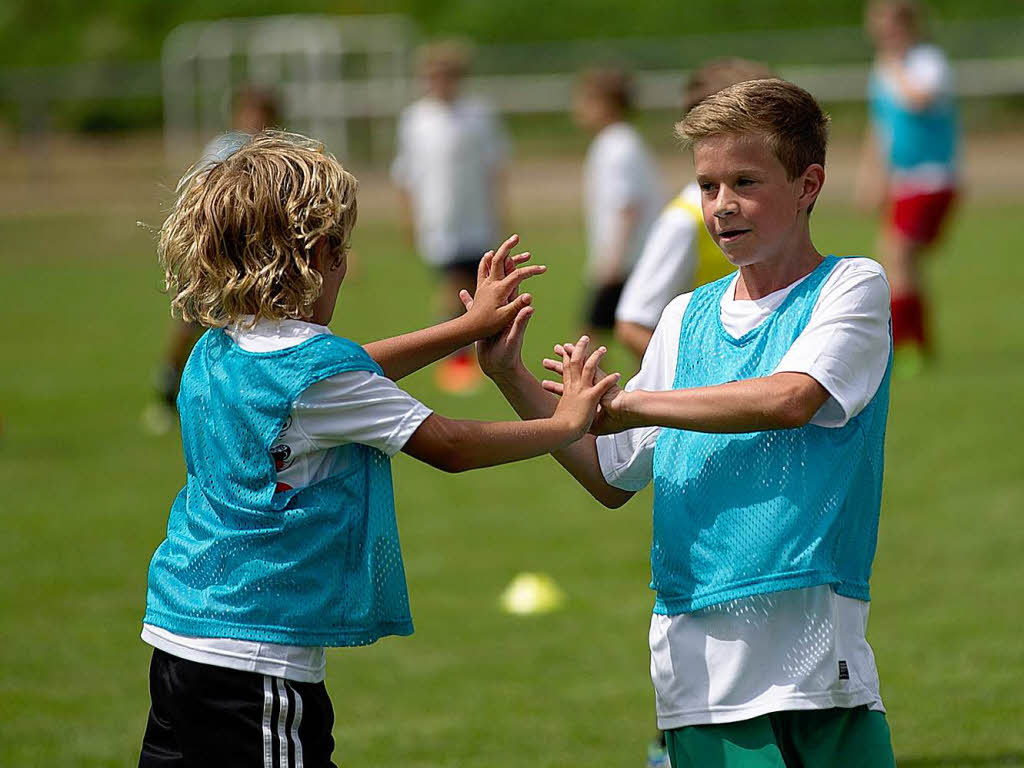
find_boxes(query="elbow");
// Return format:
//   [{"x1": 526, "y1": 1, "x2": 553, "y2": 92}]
[
  {"x1": 596, "y1": 487, "x2": 633, "y2": 509},
  {"x1": 775, "y1": 386, "x2": 818, "y2": 429},
  {"x1": 439, "y1": 454, "x2": 472, "y2": 474},
  {"x1": 602, "y1": 495, "x2": 630, "y2": 510}
]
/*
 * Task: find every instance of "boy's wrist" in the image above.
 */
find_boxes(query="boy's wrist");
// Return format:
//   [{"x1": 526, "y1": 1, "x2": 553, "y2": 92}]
[
  {"x1": 449, "y1": 312, "x2": 483, "y2": 347},
  {"x1": 488, "y1": 361, "x2": 530, "y2": 388},
  {"x1": 615, "y1": 390, "x2": 644, "y2": 430}
]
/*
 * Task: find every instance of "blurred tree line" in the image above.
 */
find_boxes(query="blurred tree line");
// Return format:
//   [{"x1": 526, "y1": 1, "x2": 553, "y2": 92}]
[{"x1": 2, "y1": 0, "x2": 1022, "y2": 67}]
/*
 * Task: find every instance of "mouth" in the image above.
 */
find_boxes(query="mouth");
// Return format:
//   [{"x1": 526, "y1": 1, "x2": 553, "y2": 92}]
[{"x1": 717, "y1": 228, "x2": 751, "y2": 244}]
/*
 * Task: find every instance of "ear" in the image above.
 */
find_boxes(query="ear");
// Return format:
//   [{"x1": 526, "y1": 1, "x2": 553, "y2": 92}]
[
  {"x1": 309, "y1": 238, "x2": 330, "y2": 274},
  {"x1": 796, "y1": 164, "x2": 825, "y2": 213}
]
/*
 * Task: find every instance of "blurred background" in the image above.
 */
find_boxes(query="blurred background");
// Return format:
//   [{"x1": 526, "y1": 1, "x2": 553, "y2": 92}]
[{"x1": 1, "y1": 2, "x2": 1023, "y2": 766}]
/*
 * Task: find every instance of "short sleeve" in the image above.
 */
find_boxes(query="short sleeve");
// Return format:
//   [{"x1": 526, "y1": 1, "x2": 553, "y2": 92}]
[
  {"x1": 616, "y1": 205, "x2": 699, "y2": 328},
  {"x1": 293, "y1": 371, "x2": 433, "y2": 456},
  {"x1": 773, "y1": 260, "x2": 892, "y2": 427},
  {"x1": 597, "y1": 293, "x2": 691, "y2": 490}
]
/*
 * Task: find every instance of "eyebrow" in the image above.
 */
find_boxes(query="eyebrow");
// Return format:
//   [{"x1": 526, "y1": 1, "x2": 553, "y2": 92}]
[{"x1": 696, "y1": 168, "x2": 764, "y2": 181}]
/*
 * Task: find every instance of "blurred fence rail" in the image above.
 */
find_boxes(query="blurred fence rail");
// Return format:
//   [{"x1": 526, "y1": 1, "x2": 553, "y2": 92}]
[{"x1": 1, "y1": 14, "x2": 1022, "y2": 162}]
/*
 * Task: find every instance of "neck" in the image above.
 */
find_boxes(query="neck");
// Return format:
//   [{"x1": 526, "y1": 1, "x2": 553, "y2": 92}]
[{"x1": 735, "y1": 237, "x2": 822, "y2": 300}]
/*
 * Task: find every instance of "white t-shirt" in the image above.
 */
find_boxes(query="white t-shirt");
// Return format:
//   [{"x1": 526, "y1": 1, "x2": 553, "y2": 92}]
[
  {"x1": 615, "y1": 182, "x2": 701, "y2": 329},
  {"x1": 595, "y1": 257, "x2": 892, "y2": 729},
  {"x1": 392, "y1": 96, "x2": 507, "y2": 266},
  {"x1": 142, "y1": 318, "x2": 433, "y2": 682},
  {"x1": 582, "y1": 122, "x2": 664, "y2": 281}
]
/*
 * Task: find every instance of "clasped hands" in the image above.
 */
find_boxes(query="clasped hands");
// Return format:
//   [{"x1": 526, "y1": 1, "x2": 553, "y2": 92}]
[{"x1": 460, "y1": 234, "x2": 629, "y2": 437}]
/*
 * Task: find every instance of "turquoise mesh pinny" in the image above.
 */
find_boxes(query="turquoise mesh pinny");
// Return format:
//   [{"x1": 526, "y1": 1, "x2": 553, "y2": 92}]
[
  {"x1": 651, "y1": 257, "x2": 891, "y2": 615},
  {"x1": 144, "y1": 330, "x2": 414, "y2": 646}
]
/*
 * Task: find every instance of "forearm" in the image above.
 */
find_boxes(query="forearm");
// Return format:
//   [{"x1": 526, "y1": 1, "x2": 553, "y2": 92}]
[
  {"x1": 426, "y1": 416, "x2": 576, "y2": 472},
  {"x1": 365, "y1": 315, "x2": 477, "y2": 381},
  {"x1": 491, "y1": 366, "x2": 633, "y2": 508},
  {"x1": 616, "y1": 373, "x2": 827, "y2": 433}
]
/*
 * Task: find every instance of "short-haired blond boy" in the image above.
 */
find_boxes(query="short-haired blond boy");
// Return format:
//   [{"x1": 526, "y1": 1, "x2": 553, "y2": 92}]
[
  {"x1": 138, "y1": 131, "x2": 618, "y2": 767},
  {"x1": 615, "y1": 58, "x2": 774, "y2": 362},
  {"x1": 481, "y1": 80, "x2": 897, "y2": 767}
]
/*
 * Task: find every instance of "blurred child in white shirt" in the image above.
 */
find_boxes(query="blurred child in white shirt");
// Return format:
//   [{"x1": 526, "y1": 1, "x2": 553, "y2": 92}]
[
  {"x1": 392, "y1": 41, "x2": 508, "y2": 393},
  {"x1": 573, "y1": 68, "x2": 664, "y2": 338}
]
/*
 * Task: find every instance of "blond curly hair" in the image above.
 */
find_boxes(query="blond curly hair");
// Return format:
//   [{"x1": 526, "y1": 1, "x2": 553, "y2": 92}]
[{"x1": 158, "y1": 130, "x2": 358, "y2": 327}]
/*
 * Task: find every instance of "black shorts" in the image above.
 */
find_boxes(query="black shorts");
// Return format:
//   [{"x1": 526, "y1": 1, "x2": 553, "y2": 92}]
[
  {"x1": 139, "y1": 648, "x2": 337, "y2": 768},
  {"x1": 585, "y1": 280, "x2": 626, "y2": 330}
]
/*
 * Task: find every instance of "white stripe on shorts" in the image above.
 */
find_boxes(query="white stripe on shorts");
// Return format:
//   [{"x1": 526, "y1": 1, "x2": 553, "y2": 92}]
[
  {"x1": 262, "y1": 676, "x2": 274, "y2": 768},
  {"x1": 276, "y1": 678, "x2": 290, "y2": 768},
  {"x1": 287, "y1": 681, "x2": 305, "y2": 768}
]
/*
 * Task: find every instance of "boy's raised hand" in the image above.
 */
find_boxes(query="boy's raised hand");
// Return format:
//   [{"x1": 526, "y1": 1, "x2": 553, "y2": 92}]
[
  {"x1": 459, "y1": 234, "x2": 543, "y2": 379},
  {"x1": 547, "y1": 336, "x2": 622, "y2": 440},
  {"x1": 543, "y1": 341, "x2": 630, "y2": 435}
]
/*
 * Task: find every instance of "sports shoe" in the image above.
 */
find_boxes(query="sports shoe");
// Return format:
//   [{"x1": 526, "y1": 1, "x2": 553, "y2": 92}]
[
  {"x1": 646, "y1": 737, "x2": 671, "y2": 768},
  {"x1": 893, "y1": 343, "x2": 928, "y2": 380}
]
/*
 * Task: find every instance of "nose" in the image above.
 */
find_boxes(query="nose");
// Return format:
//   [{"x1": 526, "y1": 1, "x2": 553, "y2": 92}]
[{"x1": 713, "y1": 186, "x2": 739, "y2": 220}]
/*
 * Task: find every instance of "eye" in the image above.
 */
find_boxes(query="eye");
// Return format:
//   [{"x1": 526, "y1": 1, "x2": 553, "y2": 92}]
[
  {"x1": 737, "y1": 177, "x2": 757, "y2": 186},
  {"x1": 699, "y1": 182, "x2": 716, "y2": 193}
]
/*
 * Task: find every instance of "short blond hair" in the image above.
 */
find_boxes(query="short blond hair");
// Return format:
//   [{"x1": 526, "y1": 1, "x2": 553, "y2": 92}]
[
  {"x1": 682, "y1": 58, "x2": 776, "y2": 114},
  {"x1": 676, "y1": 78, "x2": 830, "y2": 181},
  {"x1": 159, "y1": 131, "x2": 358, "y2": 328}
]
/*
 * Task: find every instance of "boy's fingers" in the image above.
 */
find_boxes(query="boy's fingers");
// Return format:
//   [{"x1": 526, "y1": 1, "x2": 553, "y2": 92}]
[
  {"x1": 500, "y1": 292, "x2": 533, "y2": 320},
  {"x1": 494, "y1": 234, "x2": 519, "y2": 265},
  {"x1": 508, "y1": 306, "x2": 534, "y2": 340},
  {"x1": 560, "y1": 343, "x2": 574, "y2": 384},
  {"x1": 571, "y1": 335, "x2": 590, "y2": 365},
  {"x1": 478, "y1": 250, "x2": 495, "y2": 283},
  {"x1": 582, "y1": 346, "x2": 607, "y2": 382},
  {"x1": 553, "y1": 343, "x2": 566, "y2": 357},
  {"x1": 542, "y1": 358, "x2": 564, "y2": 375},
  {"x1": 594, "y1": 372, "x2": 622, "y2": 398},
  {"x1": 511, "y1": 252, "x2": 532, "y2": 265},
  {"x1": 541, "y1": 380, "x2": 564, "y2": 396},
  {"x1": 458, "y1": 289, "x2": 473, "y2": 310},
  {"x1": 500, "y1": 264, "x2": 546, "y2": 292}
]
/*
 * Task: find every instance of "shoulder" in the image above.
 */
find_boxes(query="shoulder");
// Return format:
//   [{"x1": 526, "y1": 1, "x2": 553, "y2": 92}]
[
  {"x1": 306, "y1": 335, "x2": 384, "y2": 375},
  {"x1": 825, "y1": 257, "x2": 890, "y2": 291},
  {"x1": 906, "y1": 44, "x2": 952, "y2": 88},
  {"x1": 648, "y1": 201, "x2": 698, "y2": 244},
  {"x1": 659, "y1": 292, "x2": 695, "y2": 333},
  {"x1": 909, "y1": 44, "x2": 949, "y2": 69},
  {"x1": 596, "y1": 123, "x2": 643, "y2": 159},
  {"x1": 814, "y1": 258, "x2": 891, "y2": 318}
]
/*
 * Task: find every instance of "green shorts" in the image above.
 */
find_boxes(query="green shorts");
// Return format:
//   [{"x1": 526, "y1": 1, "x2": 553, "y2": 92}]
[{"x1": 665, "y1": 706, "x2": 895, "y2": 768}]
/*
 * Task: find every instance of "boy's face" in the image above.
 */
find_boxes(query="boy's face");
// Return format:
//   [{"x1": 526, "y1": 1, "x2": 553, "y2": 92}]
[
  {"x1": 693, "y1": 132, "x2": 821, "y2": 268},
  {"x1": 572, "y1": 88, "x2": 614, "y2": 132},
  {"x1": 867, "y1": 5, "x2": 914, "y2": 54},
  {"x1": 423, "y1": 62, "x2": 461, "y2": 102}
]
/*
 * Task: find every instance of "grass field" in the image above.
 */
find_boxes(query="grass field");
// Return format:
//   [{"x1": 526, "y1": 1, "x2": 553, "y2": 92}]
[{"x1": 1, "y1": 194, "x2": 1023, "y2": 767}]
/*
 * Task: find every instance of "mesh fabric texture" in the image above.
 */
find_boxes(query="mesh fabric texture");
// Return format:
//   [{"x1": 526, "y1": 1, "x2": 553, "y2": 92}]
[
  {"x1": 651, "y1": 257, "x2": 892, "y2": 615},
  {"x1": 145, "y1": 330, "x2": 413, "y2": 646}
]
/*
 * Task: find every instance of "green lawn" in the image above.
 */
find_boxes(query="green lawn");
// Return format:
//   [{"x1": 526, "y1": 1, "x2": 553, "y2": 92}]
[{"x1": 1, "y1": 200, "x2": 1022, "y2": 767}]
